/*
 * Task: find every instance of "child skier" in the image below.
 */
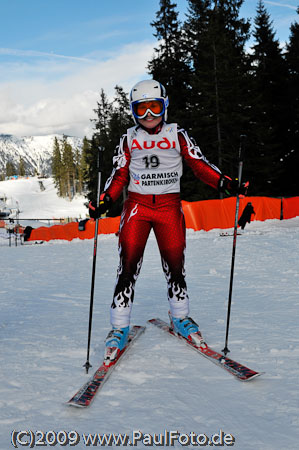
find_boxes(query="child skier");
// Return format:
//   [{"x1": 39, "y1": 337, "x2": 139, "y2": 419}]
[{"x1": 89, "y1": 79, "x2": 246, "y2": 364}]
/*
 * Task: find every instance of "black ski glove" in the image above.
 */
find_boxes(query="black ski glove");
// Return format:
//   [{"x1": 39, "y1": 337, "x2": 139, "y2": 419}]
[
  {"x1": 219, "y1": 175, "x2": 249, "y2": 196},
  {"x1": 88, "y1": 193, "x2": 112, "y2": 219}
]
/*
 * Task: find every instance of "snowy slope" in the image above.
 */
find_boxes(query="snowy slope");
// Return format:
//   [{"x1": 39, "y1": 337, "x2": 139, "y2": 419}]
[
  {"x1": 0, "y1": 214, "x2": 299, "y2": 449},
  {"x1": 0, "y1": 176, "x2": 87, "y2": 221},
  {"x1": 0, "y1": 134, "x2": 83, "y2": 176}
]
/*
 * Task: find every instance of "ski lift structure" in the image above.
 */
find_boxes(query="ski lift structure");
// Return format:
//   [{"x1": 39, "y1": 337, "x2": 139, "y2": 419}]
[{"x1": 0, "y1": 195, "x2": 23, "y2": 247}]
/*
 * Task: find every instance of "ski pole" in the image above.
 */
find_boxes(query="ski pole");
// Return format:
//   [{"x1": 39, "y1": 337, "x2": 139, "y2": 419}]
[
  {"x1": 84, "y1": 145, "x2": 104, "y2": 373},
  {"x1": 222, "y1": 135, "x2": 246, "y2": 355}
]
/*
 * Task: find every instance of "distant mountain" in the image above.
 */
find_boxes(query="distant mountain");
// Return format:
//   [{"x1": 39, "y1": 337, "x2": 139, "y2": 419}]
[{"x1": 0, "y1": 134, "x2": 83, "y2": 176}]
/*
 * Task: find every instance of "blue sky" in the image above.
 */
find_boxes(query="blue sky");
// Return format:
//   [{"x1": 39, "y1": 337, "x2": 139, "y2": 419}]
[{"x1": 0, "y1": 0, "x2": 298, "y2": 137}]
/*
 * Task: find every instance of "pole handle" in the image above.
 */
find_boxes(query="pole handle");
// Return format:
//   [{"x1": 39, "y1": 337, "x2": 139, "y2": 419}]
[
  {"x1": 237, "y1": 135, "x2": 246, "y2": 187},
  {"x1": 96, "y1": 146, "x2": 104, "y2": 206},
  {"x1": 98, "y1": 146, "x2": 104, "y2": 171}
]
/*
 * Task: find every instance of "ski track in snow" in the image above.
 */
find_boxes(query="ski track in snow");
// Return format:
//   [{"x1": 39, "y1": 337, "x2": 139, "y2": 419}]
[{"x1": 0, "y1": 178, "x2": 299, "y2": 449}]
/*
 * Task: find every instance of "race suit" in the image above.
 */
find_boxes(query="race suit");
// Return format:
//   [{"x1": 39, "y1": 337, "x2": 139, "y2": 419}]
[{"x1": 104, "y1": 122, "x2": 222, "y2": 327}]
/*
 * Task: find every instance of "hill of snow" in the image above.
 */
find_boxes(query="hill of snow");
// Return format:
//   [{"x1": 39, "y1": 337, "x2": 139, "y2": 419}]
[
  {"x1": 0, "y1": 217, "x2": 298, "y2": 449},
  {"x1": 0, "y1": 176, "x2": 88, "y2": 222},
  {"x1": 0, "y1": 134, "x2": 83, "y2": 176}
]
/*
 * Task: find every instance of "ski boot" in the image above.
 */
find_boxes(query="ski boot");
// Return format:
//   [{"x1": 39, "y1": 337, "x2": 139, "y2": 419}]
[
  {"x1": 169, "y1": 312, "x2": 206, "y2": 347},
  {"x1": 104, "y1": 326, "x2": 130, "y2": 365}
]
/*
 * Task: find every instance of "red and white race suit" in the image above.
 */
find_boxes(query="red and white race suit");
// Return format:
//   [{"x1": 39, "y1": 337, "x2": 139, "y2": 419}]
[{"x1": 104, "y1": 122, "x2": 222, "y2": 327}]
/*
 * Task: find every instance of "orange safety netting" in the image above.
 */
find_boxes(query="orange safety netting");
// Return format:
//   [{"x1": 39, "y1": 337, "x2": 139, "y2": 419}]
[
  {"x1": 28, "y1": 216, "x2": 120, "y2": 242},
  {"x1": 27, "y1": 196, "x2": 298, "y2": 241},
  {"x1": 182, "y1": 196, "x2": 282, "y2": 231},
  {"x1": 282, "y1": 197, "x2": 299, "y2": 220}
]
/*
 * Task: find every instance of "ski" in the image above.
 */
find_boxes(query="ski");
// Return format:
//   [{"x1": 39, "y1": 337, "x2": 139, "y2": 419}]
[
  {"x1": 67, "y1": 325, "x2": 145, "y2": 407},
  {"x1": 148, "y1": 318, "x2": 262, "y2": 381}
]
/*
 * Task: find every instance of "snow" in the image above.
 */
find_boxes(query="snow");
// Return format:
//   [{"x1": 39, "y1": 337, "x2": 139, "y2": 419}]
[{"x1": 1, "y1": 180, "x2": 299, "y2": 449}]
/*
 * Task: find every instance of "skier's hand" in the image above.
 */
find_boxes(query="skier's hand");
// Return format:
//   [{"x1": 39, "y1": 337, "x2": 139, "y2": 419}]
[
  {"x1": 219, "y1": 175, "x2": 249, "y2": 196},
  {"x1": 88, "y1": 193, "x2": 112, "y2": 219}
]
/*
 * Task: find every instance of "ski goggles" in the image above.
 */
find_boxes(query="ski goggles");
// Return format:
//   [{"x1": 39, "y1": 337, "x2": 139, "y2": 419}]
[{"x1": 131, "y1": 99, "x2": 165, "y2": 119}]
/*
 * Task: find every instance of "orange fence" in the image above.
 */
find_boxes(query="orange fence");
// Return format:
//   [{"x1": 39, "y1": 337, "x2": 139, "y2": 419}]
[
  {"x1": 27, "y1": 196, "x2": 298, "y2": 242},
  {"x1": 282, "y1": 196, "x2": 299, "y2": 220},
  {"x1": 182, "y1": 196, "x2": 282, "y2": 231},
  {"x1": 28, "y1": 216, "x2": 120, "y2": 242}
]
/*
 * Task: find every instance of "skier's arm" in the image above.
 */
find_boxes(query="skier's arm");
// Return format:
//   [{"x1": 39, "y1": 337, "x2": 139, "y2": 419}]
[
  {"x1": 178, "y1": 128, "x2": 222, "y2": 190},
  {"x1": 178, "y1": 129, "x2": 248, "y2": 195}
]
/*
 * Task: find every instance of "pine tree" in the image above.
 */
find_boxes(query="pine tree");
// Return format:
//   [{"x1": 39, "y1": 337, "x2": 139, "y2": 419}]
[
  {"x1": 52, "y1": 136, "x2": 78, "y2": 199},
  {"x1": 249, "y1": 0, "x2": 289, "y2": 196},
  {"x1": 92, "y1": 89, "x2": 111, "y2": 141},
  {"x1": 284, "y1": 7, "x2": 299, "y2": 195},
  {"x1": 61, "y1": 135, "x2": 75, "y2": 201},
  {"x1": 6, "y1": 161, "x2": 16, "y2": 177},
  {"x1": 18, "y1": 157, "x2": 25, "y2": 176},
  {"x1": 91, "y1": 89, "x2": 113, "y2": 184},
  {"x1": 52, "y1": 137, "x2": 63, "y2": 196},
  {"x1": 109, "y1": 85, "x2": 133, "y2": 139},
  {"x1": 182, "y1": 0, "x2": 250, "y2": 199},
  {"x1": 81, "y1": 136, "x2": 93, "y2": 200},
  {"x1": 74, "y1": 146, "x2": 83, "y2": 195}
]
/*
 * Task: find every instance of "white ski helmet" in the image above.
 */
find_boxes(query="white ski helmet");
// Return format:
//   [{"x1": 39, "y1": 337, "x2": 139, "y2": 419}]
[{"x1": 130, "y1": 79, "x2": 169, "y2": 124}]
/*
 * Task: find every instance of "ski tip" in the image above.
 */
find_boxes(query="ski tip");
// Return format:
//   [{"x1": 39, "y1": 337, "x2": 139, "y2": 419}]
[
  {"x1": 66, "y1": 400, "x2": 87, "y2": 408},
  {"x1": 238, "y1": 371, "x2": 265, "y2": 382},
  {"x1": 133, "y1": 325, "x2": 146, "y2": 331},
  {"x1": 131, "y1": 325, "x2": 146, "y2": 336},
  {"x1": 147, "y1": 318, "x2": 158, "y2": 324}
]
